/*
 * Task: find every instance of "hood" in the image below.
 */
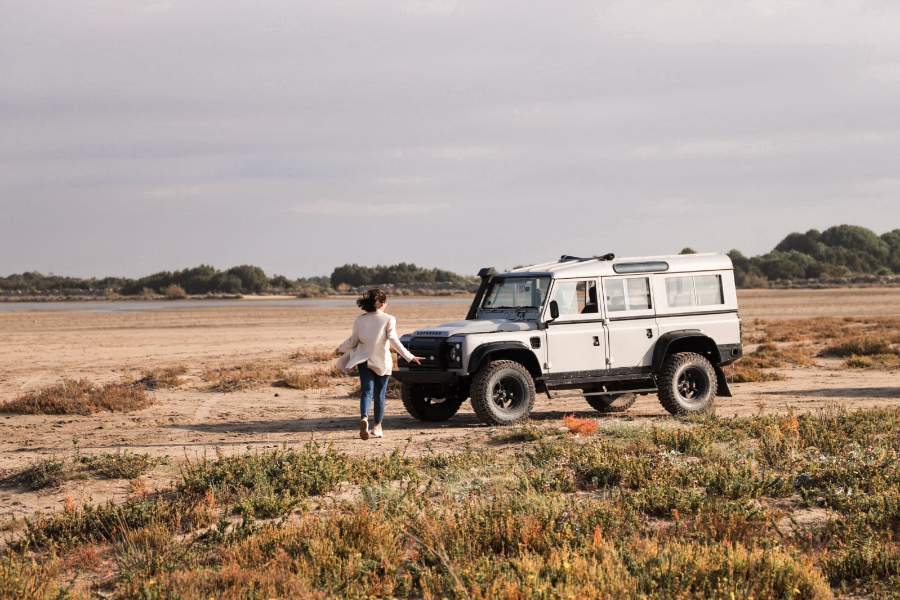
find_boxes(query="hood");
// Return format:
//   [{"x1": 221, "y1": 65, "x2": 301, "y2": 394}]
[{"x1": 409, "y1": 319, "x2": 537, "y2": 337}]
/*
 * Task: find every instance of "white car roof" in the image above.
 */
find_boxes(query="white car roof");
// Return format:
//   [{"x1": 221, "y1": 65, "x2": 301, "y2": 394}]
[{"x1": 505, "y1": 253, "x2": 733, "y2": 279}]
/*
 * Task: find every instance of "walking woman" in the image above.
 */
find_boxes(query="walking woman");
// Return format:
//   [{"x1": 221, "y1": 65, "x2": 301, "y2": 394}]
[{"x1": 336, "y1": 288, "x2": 422, "y2": 440}]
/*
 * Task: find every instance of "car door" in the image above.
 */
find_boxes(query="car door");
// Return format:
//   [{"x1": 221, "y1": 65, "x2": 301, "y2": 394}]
[
  {"x1": 601, "y1": 275, "x2": 658, "y2": 370},
  {"x1": 543, "y1": 278, "x2": 607, "y2": 374}
]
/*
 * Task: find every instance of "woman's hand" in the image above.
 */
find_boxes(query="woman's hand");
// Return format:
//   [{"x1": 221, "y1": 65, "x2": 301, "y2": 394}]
[
  {"x1": 334, "y1": 348, "x2": 343, "y2": 356},
  {"x1": 409, "y1": 356, "x2": 424, "y2": 364}
]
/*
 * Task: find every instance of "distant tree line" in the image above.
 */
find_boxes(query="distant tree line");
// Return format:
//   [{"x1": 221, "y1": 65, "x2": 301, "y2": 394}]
[
  {"x1": 329, "y1": 263, "x2": 470, "y2": 288},
  {"x1": 0, "y1": 262, "x2": 471, "y2": 297},
  {"x1": 2, "y1": 225, "x2": 898, "y2": 296},
  {"x1": 727, "y1": 225, "x2": 900, "y2": 287}
]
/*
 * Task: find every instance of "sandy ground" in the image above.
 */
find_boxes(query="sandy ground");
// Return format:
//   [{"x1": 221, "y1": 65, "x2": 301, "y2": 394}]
[{"x1": 1, "y1": 288, "x2": 899, "y2": 522}]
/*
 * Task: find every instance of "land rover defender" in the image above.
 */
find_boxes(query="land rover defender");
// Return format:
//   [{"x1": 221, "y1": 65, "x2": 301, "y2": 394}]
[{"x1": 392, "y1": 253, "x2": 743, "y2": 425}]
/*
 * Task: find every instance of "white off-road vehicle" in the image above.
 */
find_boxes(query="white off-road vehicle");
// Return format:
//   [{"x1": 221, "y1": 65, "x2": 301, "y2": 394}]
[{"x1": 393, "y1": 253, "x2": 743, "y2": 425}]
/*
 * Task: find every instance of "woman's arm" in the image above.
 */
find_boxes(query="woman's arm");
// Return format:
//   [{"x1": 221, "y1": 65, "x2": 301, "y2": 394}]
[
  {"x1": 387, "y1": 316, "x2": 420, "y2": 363},
  {"x1": 335, "y1": 319, "x2": 360, "y2": 355}
]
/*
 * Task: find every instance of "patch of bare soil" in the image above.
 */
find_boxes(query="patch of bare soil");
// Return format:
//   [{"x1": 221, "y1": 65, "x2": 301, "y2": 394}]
[{"x1": 1, "y1": 289, "x2": 899, "y2": 524}]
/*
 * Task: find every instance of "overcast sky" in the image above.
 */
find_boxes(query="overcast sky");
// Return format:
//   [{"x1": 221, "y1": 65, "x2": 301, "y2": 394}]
[{"x1": 2, "y1": 0, "x2": 899, "y2": 279}]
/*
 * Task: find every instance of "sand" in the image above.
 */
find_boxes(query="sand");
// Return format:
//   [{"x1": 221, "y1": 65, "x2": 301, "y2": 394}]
[{"x1": 1, "y1": 288, "x2": 899, "y2": 522}]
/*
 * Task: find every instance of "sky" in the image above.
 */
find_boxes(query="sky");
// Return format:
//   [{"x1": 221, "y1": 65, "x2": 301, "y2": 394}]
[{"x1": 2, "y1": 0, "x2": 899, "y2": 279}]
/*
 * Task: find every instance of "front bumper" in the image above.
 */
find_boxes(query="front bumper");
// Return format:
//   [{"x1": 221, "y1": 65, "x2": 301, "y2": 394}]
[{"x1": 391, "y1": 369, "x2": 461, "y2": 385}]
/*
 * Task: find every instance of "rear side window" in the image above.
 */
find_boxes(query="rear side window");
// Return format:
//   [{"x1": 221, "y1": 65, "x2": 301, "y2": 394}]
[
  {"x1": 665, "y1": 274, "x2": 723, "y2": 307},
  {"x1": 605, "y1": 277, "x2": 652, "y2": 312}
]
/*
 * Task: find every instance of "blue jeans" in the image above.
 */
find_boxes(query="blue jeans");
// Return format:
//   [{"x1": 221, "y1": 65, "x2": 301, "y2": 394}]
[{"x1": 358, "y1": 363, "x2": 389, "y2": 425}]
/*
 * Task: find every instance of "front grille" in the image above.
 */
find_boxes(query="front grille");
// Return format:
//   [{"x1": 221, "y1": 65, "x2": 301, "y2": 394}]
[{"x1": 405, "y1": 337, "x2": 445, "y2": 368}]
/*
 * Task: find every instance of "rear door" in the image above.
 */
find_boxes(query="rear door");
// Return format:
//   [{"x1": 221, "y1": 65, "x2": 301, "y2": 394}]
[{"x1": 601, "y1": 276, "x2": 658, "y2": 369}]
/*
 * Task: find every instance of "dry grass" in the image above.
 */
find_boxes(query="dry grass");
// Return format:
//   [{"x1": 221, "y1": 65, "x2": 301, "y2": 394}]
[
  {"x1": 0, "y1": 378, "x2": 152, "y2": 415},
  {"x1": 823, "y1": 335, "x2": 897, "y2": 358},
  {"x1": 730, "y1": 343, "x2": 809, "y2": 383},
  {"x1": 2, "y1": 457, "x2": 71, "y2": 490},
  {"x1": 201, "y1": 362, "x2": 283, "y2": 392},
  {"x1": 289, "y1": 347, "x2": 337, "y2": 363},
  {"x1": 279, "y1": 365, "x2": 348, "y2": 391},
  {"x1": 136, "y1": 365, "x2": 188, "y2": 389},
  {"x1": 844, "y1": 353, "x2": 900, "y2": 369},
  {"x1": 18, "y1": 407, "x2": 900, "y2": 598},
  {"x1": 731, "y1": 365, "x2": 787, "y2": 383}
]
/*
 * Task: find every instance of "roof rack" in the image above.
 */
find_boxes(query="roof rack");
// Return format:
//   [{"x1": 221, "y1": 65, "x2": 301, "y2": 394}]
[{"x1": 559, "y1": 253, "x2": 615, "y2": 262}]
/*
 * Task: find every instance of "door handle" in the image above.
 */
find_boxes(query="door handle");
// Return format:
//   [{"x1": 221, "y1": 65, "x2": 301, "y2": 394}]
[
  {"x1": 646, "y1": 329, "x2": 653, "y2": 339},
  {"x1": 593, "y1": 336, "x2": 600, "y2": 346}
]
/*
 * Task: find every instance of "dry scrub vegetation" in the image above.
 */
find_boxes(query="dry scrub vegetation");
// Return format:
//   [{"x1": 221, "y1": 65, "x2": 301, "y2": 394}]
[
  {"x1": 4, "y1": 407, "x2": 900, "y2": 598},
  {"x1": 731, "y1": 316, "x2": 900, "y2": 382},
  {"x1": 0, "y1": 379, "x2": 152, "y2": 416},
  {"x1": 1, "y1": 448, "x2": 164, "y2": 491}
]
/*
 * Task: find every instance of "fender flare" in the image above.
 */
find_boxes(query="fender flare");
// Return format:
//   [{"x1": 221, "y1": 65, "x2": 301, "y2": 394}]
[
  {"x1": 652, "y1": 330, "x2": 720, "y2": 371},
  {"x1": 467, "y1": 341, "x2": 541, "y2": 376}
]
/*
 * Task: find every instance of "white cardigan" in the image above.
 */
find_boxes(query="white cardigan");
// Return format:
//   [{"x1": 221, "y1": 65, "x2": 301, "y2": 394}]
[{"x1": 336, "y1": 311, "x2": 416, "y2": 376}]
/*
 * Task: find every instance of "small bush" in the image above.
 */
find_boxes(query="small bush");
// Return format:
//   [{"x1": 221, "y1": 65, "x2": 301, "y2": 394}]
[
  {"x1": 113, "y1": 521, "x2": 188, "y2": 583},
  {"x1": 0, "y1": 552, "x2": 67, "y2": 600},
  {"x1": 845, "y1": 355, "x2": 874, "y2": 368},
  {"x1": 280, "y1": 365, "x2": 343, "y2": 391},
  {"x1": 7, "y1": 458, "x2": 70, "y2": 490},
  {"x1": 289, "y1": 347, "x2": 336, "y2": 362},
  {"x1": 823, "y1": 335, "x2": 895, "y2": 357},
  {"x1": 161, "y1": 284, "x2": 187, "y2": 299},
  {"x1": 843, "y1": 353, "x2": 900, "y2": 369},
  {"x1": 563, "y1": 414, "x2": 598, "y2": 435},
  {"x1": 137, "y1": 365, "x2": 188, "y2": 389},
  {"x1": 80, "y1": 450, "x2": 162, "y2": 479},
  {"x1": 731, "y1": 365, "x2": 787, "y2": 383},
  {"x1": 0, "y1": 379, "x2": 152, "y2": 415},
  {"x1": 492, "y1": 422, "x2": 545, "y2": 444},
  {"x1": 202, "y1": 362, "x2": 281, "y2": 391}
]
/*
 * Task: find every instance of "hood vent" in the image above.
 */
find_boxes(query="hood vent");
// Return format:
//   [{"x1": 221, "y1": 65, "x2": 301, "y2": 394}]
[{"x1": 413, "y1": 330, "x2": 448, "y2": 337}]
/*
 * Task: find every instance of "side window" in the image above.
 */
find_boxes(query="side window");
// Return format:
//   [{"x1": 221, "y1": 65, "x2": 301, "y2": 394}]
[
  {"x1": 550, "y1": 280, "x2": 598, "y2": 318},
  {"x1": 666, "y1": 276, "x2": 695, "y2": 307},
  {"x1": 626, "y1": 278, "x2": 651, "y2": 310},
  {"x1": 665, "y1": 274, "x2": 724, "y2": 308},
  {"x1": 605, "y1": 277, "x2": 652, "y2": 312},
  {"x1": 695, "y1": 275, "x2": 724, "y2": 305}
]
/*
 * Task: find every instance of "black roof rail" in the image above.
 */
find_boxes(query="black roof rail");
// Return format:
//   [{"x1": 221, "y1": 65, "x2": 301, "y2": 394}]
[{"x1": 559, "y1": 253, "x2": 615, "y2": 262}]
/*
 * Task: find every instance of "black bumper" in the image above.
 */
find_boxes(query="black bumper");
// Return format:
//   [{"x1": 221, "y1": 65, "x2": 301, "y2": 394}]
[{"x1": 391, "y1": 370, "x2": 461, "y2": 385}]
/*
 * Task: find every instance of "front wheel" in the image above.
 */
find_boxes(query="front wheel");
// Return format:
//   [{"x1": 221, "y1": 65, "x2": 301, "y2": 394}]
[
  {"x1": 470, "y1": 360, "x2": 536, "y2": 426},
  {"x1": 657, "y1": 352, "x2": 717, "y2": 415},
  {"x1": 586, "y1": 393, "x2": 637, "y2": 413},
  {"x1": 400, "y1": 383, "x2": 465, "y2": 422}
]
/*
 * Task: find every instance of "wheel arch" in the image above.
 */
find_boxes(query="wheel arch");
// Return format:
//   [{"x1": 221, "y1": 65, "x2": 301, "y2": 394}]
[
  {"x1": 467, "y1": 342, "x2": 542, "y2": 379},
  {"x1": 652, "y1": 330, "x2": 720, "y2": 371}
]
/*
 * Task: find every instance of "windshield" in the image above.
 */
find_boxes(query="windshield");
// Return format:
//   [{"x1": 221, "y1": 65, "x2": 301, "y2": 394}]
[{"x1": 481, "y1": 277, "x2": 550, "y2": 309}]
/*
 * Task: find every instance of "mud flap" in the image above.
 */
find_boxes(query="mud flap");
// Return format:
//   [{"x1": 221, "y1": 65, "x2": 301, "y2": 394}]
[{"x1": 714, "y1": 365, "x2": 733, "y2": 397}]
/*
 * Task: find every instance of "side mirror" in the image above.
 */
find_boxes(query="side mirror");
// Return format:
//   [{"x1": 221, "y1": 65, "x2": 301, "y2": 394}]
[{"x1": 549, "y1": 300, "x2": 559, "y2": 320}]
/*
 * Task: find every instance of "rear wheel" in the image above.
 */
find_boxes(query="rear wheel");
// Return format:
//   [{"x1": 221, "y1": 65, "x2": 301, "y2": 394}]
[
  {"x1": 586, "y1": 393, "x2": 637, "y2": 413},
  {"x1": 470, "y1": 360, "x2": 536, "y2": 426},
  {"x1": 657, "y1": 352, "x2": 717, "y2": 415},
  {"x1": 401, "y1": 383, "x2": 465, "y2": 422}
]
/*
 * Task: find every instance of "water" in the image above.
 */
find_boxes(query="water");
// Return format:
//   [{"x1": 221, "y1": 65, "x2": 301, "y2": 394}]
[{"x1": 0, "y1": 297, "x2": 471, "y2": 314}]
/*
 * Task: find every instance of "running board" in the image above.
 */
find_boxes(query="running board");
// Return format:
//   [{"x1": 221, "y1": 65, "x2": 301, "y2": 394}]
[{"x1": 546, "y1": 387, "x2": 658, "y2": 400}]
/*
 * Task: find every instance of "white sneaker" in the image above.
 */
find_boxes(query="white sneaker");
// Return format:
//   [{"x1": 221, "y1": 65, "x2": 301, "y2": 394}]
[
  {"x1": 372, "y1": 424, "x2": 383, "y2": 438},
  {"x1": 359, "y1": 417, "x2": 369, "y2": 440}
]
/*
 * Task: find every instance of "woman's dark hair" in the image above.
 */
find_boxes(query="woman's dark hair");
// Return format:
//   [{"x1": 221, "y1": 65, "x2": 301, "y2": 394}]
[{"x1": 357, "y1": 288, "x2": 387, "y2": 312}]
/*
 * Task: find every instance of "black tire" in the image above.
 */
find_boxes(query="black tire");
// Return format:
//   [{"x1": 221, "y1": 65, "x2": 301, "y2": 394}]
[
  {"x1": 470, "y1": 360, "x2": 536, "y2": 426},
  {"x1": 657, "y1": 352, "x2": 717, "y2": 415},
  {"x1": 400, "y1": 383, "x2": 464, "y2": 422},
  {"x1": 586, "y1": 393, "x2": 637, "y2": 413}
]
